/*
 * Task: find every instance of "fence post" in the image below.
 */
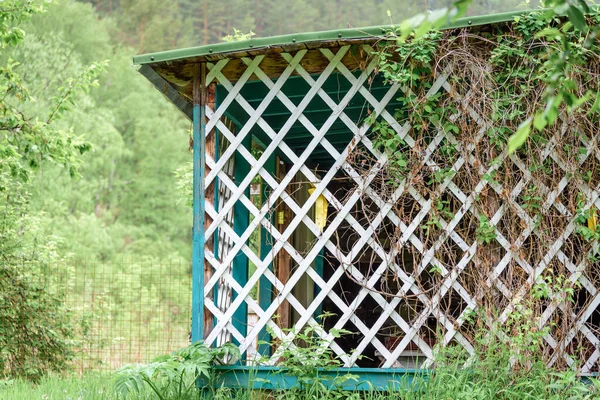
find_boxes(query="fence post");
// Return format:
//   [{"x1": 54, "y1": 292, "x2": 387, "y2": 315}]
[{"x1": 191, "y1": 62, "x2": 206, "y2": 343}]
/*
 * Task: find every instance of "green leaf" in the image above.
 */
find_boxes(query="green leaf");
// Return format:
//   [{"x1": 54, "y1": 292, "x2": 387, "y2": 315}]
[
  {"x1": 543, "y1": 93, "x2": 562, "y2": 126},
  {"x1": 589, "y1": 92, "x2": 600, "y2": 115},
  {"x1": 533, "y1": 113, "x2": 547, "y2": 132},
  {"x1": 566, "y1": 5, "x2": 587, "y2": 31},
  {"x1": 508, "y1": 117, "x2": 532, "y2": 154},
  {"x1": 534, "y1": 27, "x2": 562, "y2": 39}
]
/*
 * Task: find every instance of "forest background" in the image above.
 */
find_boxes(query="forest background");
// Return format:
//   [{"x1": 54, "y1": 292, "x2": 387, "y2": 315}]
[{"x1": 0, "y1": 0, "x2": 539, "y2": 377}]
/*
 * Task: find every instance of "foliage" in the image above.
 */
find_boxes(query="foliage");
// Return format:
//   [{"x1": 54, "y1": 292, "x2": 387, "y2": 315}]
[
  {"x1": 0, "y1": 0, "x2": 109, "y2": 381},
  {"x1": 260, "y1": 315, "x2": 356, "y2": 392},
  {"x1": 412, "y1": 342, "x2": 600, "y2": 399},
  {"x1": 81, "y1": 0, "x2": 535, "y2": 53},
  {"x1": 414, "y1": 295, "x2": 598, "y2": 398},
  {"x1": 0, "y1": 258, "x2": 75, "y2": 382},
  {"x1": 0, "y1": 373, "x2": 117, "y2": 400},
  {"x1": 347, "y1": 7, "x2": 600, "y2": 372},
  {"x1": 374, "y1": 1, "x2": 598, "y2": 154},
  {"x1": 384, "y1": 1, "x2": 471, "y2": 43},
  {"x1": 372, "y1": 8, "x2": 599, "y2": 195},
  {"x1": 111, "y1": 327, "x2": 600, "y2": 399},
  {"x1": 9, "y1": 0, "x2": 193, "y2": 264},
  {"x1": 4, "y1": 360, "x2": 600, "y2": 400},
  {"x1": 2, "y1": 0, "x2": 195, "y2": 377},
  {"x1": 475, "y1": 214, "x2": 496, "y2": 244},
  {"x1": 174, "y1": 163, "x2": 193, "y2": 207},
  {"x1": 0, "y1": 1, "x2": 46, "y2": 50},
  {"x1": 113, "y1": 341, "x2": 240, "y2": 400},
  {"x1": 508, "y1": 2, "x2": 599, "y2": 152},
  {"x1": 4, "y1": 363, "x2": 600, "y2": 400},
  {"x1": 1, "y1": 3, "x2": 106, "y2": 185},
  {"x1": 222, "y1": 28, "x2": 256, "y2": 42}
]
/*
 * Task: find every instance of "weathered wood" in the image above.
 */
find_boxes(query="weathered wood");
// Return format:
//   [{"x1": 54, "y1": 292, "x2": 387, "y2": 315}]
[
  {"x1": 151, "y1": 45, "x2": 374, "y2": 99},
  {"x1": 203, "y1": 82, "x2": 216, "y2": 339},
  {"x1": 191, "y1": 62, "x2": 206, "y2": 343},
  {"x1": 137, "y1": 65, "x2": 193, "y2": 119}
]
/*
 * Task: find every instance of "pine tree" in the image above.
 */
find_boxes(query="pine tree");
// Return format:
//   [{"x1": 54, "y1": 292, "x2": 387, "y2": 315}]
[{"x1": 113, "y1": 0, "x2": 191, "y2": 52}]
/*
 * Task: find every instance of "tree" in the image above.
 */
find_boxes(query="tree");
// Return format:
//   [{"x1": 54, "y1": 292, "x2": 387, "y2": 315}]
[
  {"x1": 0, "y1": 0, "x2": 106, "y2": 380},
  {"x1": 112, "y1": 0, "x2": 192, "y2": 53}
]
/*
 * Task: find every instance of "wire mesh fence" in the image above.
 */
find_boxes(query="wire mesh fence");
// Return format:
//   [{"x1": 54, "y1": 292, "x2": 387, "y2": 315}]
[{"x1": 43, "y1": 260, "x2": 192, "y2": 373}]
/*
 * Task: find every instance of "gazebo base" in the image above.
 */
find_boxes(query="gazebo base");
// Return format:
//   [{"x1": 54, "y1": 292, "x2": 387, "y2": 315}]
[{"x1": 202, "y1": 366, "x2": 422, "y2": 391}]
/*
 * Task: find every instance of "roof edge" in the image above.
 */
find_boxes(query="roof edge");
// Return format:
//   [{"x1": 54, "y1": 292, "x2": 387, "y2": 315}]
[{"x1": 133, "y1": 9, "x2": 533, "y2": 66}]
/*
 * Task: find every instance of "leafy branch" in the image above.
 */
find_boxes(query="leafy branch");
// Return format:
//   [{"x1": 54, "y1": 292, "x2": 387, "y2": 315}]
[
  {"x1": 46, "y1": 60, "x2": 109, "y2": 124},
  {"x1": 1, "y1": 2, "x2": 108, "y2": 183},
  {"x1": 508, "y1": 1, "x2": 599, "y2": 152}
]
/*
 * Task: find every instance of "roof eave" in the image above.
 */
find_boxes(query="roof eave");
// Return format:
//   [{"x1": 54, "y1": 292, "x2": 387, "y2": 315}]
[{"x1": 133, "y1": 9, "x2": 529, "y2": 66}]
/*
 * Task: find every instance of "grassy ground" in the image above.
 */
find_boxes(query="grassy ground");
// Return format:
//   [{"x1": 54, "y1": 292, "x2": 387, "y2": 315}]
[
  {"x1": 2, "y1": 366, "x2": 599, "y2": 400},
  {"x1": 0, "y1": 374, "x2": 120, "y2": 400}
]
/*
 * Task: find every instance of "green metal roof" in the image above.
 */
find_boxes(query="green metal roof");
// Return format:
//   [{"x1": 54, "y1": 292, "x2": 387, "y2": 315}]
[{"x1": 133, "y1": 10, "x2": 528, "y2": 66}]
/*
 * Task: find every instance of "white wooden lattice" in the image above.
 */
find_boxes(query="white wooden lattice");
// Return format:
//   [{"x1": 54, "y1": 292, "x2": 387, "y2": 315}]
[{"x1": 200, "y1": 45, "x2": 600, "y2": 372}]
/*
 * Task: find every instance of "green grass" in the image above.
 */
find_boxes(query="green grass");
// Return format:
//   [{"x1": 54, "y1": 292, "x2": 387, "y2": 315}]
[
  {"x1": 2, "y1": 353, "x2": 600, "y2": 400},
  {"x1": 0, "y1": 374, "x2": 121, "y2": 400},
  {"x1": 3, "y1": 370, "x2": 598, "y2": 400}
]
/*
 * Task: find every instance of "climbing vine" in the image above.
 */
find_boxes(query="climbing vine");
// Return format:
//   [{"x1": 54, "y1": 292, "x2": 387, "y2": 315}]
[{"x1": 343, "y1": 10, "x2": 600, "y2": 369}]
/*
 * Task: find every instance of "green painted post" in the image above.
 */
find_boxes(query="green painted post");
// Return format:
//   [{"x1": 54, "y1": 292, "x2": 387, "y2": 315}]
[
  {"x1": 313, "y1": 250, "x2": 324, "y2": 322},
  {"x1": 258, "y1": 154, "x2": 276, "y2": 356},
  {"x1": 231, "y1": 133, "x2": 252, "y2": 348},
  {"x1": 191, "y1": 63, "x2": 206, "y2": 343}
]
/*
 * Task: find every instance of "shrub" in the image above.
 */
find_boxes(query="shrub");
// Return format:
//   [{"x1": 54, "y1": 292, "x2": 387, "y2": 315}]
[
  {"x1": 114, "y1": 341, "x2": 240, "y2": 399},
  {"x1": 0, "y1": 226, "x2": 76, "y2": 381}
]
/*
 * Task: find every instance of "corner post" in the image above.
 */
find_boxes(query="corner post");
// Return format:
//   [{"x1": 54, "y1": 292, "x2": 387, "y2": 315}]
[{"x1": 191, "y1": 62, "x2": 207, "y2": 343}]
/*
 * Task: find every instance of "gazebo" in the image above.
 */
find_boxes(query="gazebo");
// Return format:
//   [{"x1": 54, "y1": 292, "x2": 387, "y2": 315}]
[{"x1": 134, "y1": 9, "x2": 600, "y2": 388}]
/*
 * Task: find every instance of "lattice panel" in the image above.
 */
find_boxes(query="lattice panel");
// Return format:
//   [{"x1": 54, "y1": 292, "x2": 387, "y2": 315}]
[{"x1": 198, "y1": 44, "x2": 600, "y2": 373}]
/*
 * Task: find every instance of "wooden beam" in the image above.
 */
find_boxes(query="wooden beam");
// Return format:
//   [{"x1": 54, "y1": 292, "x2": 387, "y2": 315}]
[
  {"x1": 152, "y1": 44, "x2": 373, "y2": 98},
  {"x1": 137, "y1": 64, "x2": 193, "y2": 120},
  {"x1": 191, "y1": 62, "x2": 206, "y2": 342},
  {"x1": 203, "y1": 82, "x2": 217, "y2": 339}
]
